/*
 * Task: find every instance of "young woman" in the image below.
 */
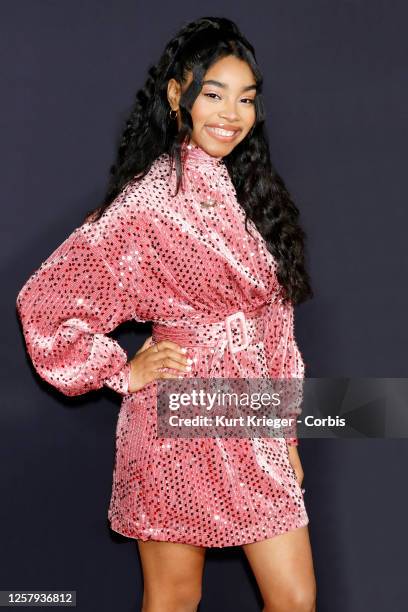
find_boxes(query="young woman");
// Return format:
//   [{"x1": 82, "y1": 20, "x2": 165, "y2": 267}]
[{"x1": 16, "y1": 16, "x2": 316, "y2": 612}]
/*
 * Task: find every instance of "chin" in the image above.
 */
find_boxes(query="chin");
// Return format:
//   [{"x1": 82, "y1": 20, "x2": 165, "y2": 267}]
[
  {"x1": 206, "y1": 139, "x2": 235, "y2": 156},
  {"x1": 198, "y1": 141, "x2": 223, "y2": 156}
]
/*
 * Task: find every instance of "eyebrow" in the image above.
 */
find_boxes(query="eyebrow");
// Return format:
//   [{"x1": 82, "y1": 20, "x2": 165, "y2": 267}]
[{"x1": 202, "y1": 79, "x2": 258, "y2": 92}]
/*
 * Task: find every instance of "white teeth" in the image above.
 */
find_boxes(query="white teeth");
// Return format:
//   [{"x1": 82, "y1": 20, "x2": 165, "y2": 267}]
[{"x1": 207, "y1": 127, "x2": 236, "y2": 137}]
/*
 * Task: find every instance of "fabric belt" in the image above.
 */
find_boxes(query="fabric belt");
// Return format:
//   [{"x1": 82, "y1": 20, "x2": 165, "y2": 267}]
[{"x1": 152, "y1": 303, "x2": 269, "y2": 357}]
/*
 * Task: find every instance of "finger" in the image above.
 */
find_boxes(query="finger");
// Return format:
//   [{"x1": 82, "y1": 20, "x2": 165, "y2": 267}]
[
  {"x1": 154, "y1": 339, "x2": 188, "y2": 354},
  {"x1": 156, "y1": 371, "x2": 187, "y2": 380},
  {"x1": 151, "y1": 356, "x2": 191, "y2": 373},
  {"x1": 150, "y1": 349, "x2": 192, "y2": 370},
  {"x1": 144, "y1": 370, "x2": 185, "y2": 384}
]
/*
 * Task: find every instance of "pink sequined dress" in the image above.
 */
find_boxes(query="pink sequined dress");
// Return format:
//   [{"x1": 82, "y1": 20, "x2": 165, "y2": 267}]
[{"x1": 16, "y1": 141, "x2": 309, "y2": 548}]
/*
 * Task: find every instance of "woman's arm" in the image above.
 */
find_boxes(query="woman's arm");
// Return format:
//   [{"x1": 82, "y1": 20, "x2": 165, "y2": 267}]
[{"x1": 16, "y1": 221, "x2": 140, "y2": 397}]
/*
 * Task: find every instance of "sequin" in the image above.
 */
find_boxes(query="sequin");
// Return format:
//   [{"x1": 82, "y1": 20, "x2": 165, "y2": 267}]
[{"x1": 16, "y1": 140, "x2": 308, "y2": 548}]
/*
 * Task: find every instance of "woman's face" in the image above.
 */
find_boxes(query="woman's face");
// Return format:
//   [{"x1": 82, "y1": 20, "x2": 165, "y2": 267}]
[{"x1": 168, "y1": 55, "x2": 257, "y2": 158}]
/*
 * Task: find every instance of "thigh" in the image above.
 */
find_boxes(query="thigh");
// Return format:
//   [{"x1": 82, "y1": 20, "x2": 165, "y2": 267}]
[
  {"x1": 242, "y1": 526, "x2": 316, "y2": 609},
  {"x1": 137, "y1": 539, "x2": 207, "y2": 592}
]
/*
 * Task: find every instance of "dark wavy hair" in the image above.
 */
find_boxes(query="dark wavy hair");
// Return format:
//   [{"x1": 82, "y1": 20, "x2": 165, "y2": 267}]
[{"x1": 84, "y1": 16, "x2": 313, "y2": 306}]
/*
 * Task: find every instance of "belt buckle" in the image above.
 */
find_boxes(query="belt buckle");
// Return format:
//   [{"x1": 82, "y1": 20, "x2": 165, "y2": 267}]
[{"x1": 225, "y1": 310, "x2": 249, "y2": 354}]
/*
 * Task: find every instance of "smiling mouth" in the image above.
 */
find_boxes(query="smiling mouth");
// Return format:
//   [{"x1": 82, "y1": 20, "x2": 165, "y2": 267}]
[{"x1": 205, "y1": 126, "x2": 241, "y2": 140}]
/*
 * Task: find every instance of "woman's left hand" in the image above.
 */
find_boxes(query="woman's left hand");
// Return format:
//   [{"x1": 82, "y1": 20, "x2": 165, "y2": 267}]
[{"x1": 288, "y1": 445, "x2": 304, "y2": 487}]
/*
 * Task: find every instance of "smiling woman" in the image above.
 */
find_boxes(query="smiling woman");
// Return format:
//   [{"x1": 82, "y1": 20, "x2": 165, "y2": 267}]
[
  {"x1": 167, "y1": 57, "x2": 258, "y2": 151},
  {"x1": 16, "y1": 15, "x2": 316, "y2": 612}
]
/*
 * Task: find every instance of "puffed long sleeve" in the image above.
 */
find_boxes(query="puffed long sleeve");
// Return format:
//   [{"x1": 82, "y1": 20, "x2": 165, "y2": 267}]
[
  {"x1": 264, "y1": 296, "x2": 306, "y2": 447},
  {"x1": 16, "y1": 215, "x2": 141, "y2": 397}
]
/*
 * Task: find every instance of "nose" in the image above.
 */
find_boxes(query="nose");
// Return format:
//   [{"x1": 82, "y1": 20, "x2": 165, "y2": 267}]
[
  {"x1": 218, "y1": 111, "x2": 240, "y2": 122},
  {"x1": 218, "y1": 100, "x2": 240, "y2": 121}
]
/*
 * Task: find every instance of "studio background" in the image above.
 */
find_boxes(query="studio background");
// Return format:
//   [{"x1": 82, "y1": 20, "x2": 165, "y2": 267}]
[{"x1": 2, "y1": 1, "x2": 407, "y2": 610}]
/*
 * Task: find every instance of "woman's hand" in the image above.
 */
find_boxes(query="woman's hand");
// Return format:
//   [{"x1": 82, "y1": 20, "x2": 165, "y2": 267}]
[
  {"x1": 288, "y1": 445, "x2": 304, "y2": 488},
  {"x1": 128, "y1": 336, "x2": 192, "y2": 393}
]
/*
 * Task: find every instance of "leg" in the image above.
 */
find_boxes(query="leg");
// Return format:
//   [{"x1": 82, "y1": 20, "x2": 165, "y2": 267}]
[
  {"x1": 242, "y1": 525, "x2": 316, "y2": 612},
  {"x1": 137, "y1": 539, "x2": 206, "y2": 612}
]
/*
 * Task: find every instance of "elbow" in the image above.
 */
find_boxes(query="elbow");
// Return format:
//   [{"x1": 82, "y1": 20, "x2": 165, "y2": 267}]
[
  {"x1": 36, "y1": 364, "x2": 97, "y2": 397},
  {"x1": 57, "y1": 385, "x2": 90, "y2": 398},
  {"x1": 24, "y1": 342, "x2": 96, "y2": 398},
  {"x1": 36, "y1": 366, "x2": 94, "y2": 397}
]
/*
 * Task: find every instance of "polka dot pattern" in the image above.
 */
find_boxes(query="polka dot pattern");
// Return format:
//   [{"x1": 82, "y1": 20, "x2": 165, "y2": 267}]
[{"x1": 16, "y1": 140, "x2": 308, "y2": 547}]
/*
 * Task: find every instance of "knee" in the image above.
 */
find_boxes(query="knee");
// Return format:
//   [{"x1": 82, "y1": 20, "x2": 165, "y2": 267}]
[
  {"x1": 142, "y1": 583, "x2": 202, "y2": 612},
  {"x1": 264, "y1": 581, "x2": 317, "y2": 612}
]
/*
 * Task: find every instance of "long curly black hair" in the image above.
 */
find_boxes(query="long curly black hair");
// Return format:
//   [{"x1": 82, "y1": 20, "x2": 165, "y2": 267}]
[{"x1": 84, "y1": 16, "x2": 313, "y2": 306}]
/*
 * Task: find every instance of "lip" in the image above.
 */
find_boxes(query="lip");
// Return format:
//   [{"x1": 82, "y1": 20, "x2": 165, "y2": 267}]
[{"x1": 205, "y1": 124, "x2": 242, "y2": 142}]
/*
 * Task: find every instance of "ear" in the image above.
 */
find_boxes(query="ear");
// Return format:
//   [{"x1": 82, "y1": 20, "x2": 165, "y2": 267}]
[{"x1": 167, "y1": 78, "x2": 181, "y2": 109}]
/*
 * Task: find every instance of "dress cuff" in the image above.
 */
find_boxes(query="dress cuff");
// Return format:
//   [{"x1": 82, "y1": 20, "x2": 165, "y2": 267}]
[{"x1": 104, "y1": 361, "x2": 131, "y2": 396}]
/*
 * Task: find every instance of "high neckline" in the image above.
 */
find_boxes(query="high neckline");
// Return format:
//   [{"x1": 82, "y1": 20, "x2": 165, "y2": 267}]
[{"x1": 181, "y1": 140, "x2": 224, "y2": 169}]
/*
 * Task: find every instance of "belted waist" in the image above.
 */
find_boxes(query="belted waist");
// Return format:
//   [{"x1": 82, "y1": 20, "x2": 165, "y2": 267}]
[{"x1": 152, "y1": 302, "x2": 269, "y2": 355}]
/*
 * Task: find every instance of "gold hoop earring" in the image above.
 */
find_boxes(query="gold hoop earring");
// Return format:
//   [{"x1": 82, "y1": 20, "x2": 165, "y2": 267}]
[{"x1": 169, "y1": 109, "x2": 178, "y2": 120}]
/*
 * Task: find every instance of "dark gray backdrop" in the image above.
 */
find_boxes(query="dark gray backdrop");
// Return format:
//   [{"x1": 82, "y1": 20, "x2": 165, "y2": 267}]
[{"x1": 2, "y1": 1, "x2": 407, "y2": 610}]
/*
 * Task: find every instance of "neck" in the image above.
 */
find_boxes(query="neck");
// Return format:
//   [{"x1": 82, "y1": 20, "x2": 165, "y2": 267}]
[{"x1": 181, "y1": 140, "x2": 224, "y2": 169}]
